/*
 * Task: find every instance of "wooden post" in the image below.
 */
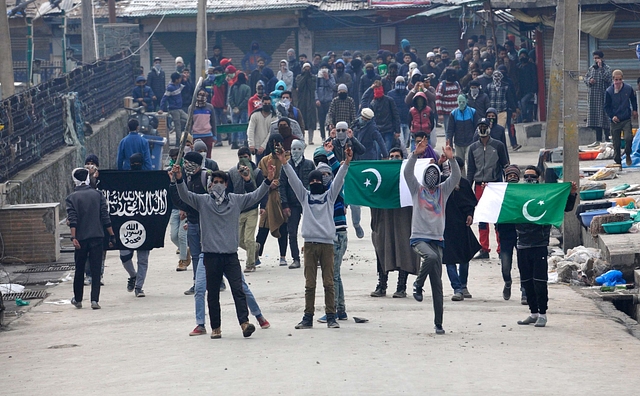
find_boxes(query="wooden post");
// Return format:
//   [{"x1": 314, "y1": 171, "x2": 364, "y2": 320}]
[
  {"x1": 545, "y1": 0, "x2": 565, "y2": 149},
  {"x1": 81, "y1": 0, "x2": 96, "y2": 63},
  {"x1": 535, "y1": 29, "x2": 546, "y2": 122},
  {"x1": 562, "y1": 0, "x2": 581, "y2": 251},
  {"x1": 108, "y1": 0, "x2": 116, "y2": 24},
  {"x1": 0, "y1": 0, "x2": 15, "y2": 99},
  {"x1": 195, "y1": 0, "x2": 208, "y2": 79}
]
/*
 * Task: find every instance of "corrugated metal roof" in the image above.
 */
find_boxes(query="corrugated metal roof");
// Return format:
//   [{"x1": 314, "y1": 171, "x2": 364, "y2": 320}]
[
  {"x1": 312, "y1": 0, "x2": 431, "y2": 12},
  {"x1": 121, "y1": 0, "x2": 312, "y2": 17}
]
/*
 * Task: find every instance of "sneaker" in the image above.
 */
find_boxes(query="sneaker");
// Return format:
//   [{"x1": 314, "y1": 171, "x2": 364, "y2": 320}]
[
  {"x1": 210, "y1": 327, "x2": 222, "y2": 339},
  {"x1": 176, "y1": 249, "x2": 180, "y2": 255},
  {"x1": 587, "y1": 141, "x2": 600, "y2": 148},
  {"x1": 184, "y1": 286, "x2": 195, "y2": 295},
  {"x1": 289, "y1": 259, "x2": 301, "y2": 269},
  {"x1": 370, "y1": 285, "x2": 386, "y2": 297},
  {"x1": 392, "y1": 290, "x2": 407, "y2": 298},
  {"x1": 503, "y1": 283, "x2": 512, "y2": 301},
  {"x1": 534, "y1": 315, "x2": 547, "y2": 327},
  {"x1": 257, "y1": 316, "x2": 270, "y2": 329},
  {"x1": 231, "y1": 143, "x2": 239, "y2": 150},
  {"x1": 626, "y1": 156, "x2": 632, "y2": 166},
  {"x1": 84, "y1": 276, "x2": 91, "y2": 286},
  {"x1": 220, "y1": 281, "x2": 226, "y2": 292},
  {"x1": 473, "y1": 251, "x2": 489, "y2": 260},
  {"x1": 317, "y1": 315, "x2": 327, "y2": 323},
  {"x1": 244, "y1": 265, "x2": 256, "y2": 273},
  {"x1": 412, "y1": 281, "x2": 423, "y2": 302},
  {"x1": 462, "y1": 288, "x2": 472, "y2": 299},
  {"x1": 91, "y1": 301, "x2": 101, "y2": 310},
  {"x1": 512, "y1": 144, "x2": 522, "y2": 151},
  {"x1": 279, "y1": 257, "x2": 288, "y2": 266},
  {"x1": 521, "y1": 295, "x2": 528, "y2": 305},
  {"x1": 255, "y1": 258, "x2": 261, "y2": 266},
  {"x1": 176, "y1": 260, "x2": 189, "y2": 271},
  {"x1": 451, "y1": 292, "x2": 464, "y2": 301},
  {"x1": 308, "y1": 141, "x2": 314, "y2": 145},
  {"x1": 214, "y1": 141, "x2": 223, "y2": 147},
  {"x1": 127, "y1": 276, "x2": 136, "y2": 292},
  {"x1": 189, "y1": 325, "x2": 207, "y2": 336},
  {"x1": 295, "y1": 314, "x2": 313, "y2": 329},
  {"x1": 71, "y1": 298, "x2": 82, "y2": 309},
  {"x1": 135, "y1": 289, "x2": 145, "y2": 297},
  {"x1": 326, "y1": 314, "x2": 340, "y2": 328},
  {"x1": 337, "y1": 311, "x2": 348, "y2": 320},
  {"x1": 100, "y1": 277, "x2": 104, "y2": 286},
  {"x1": 354, "y1": 224, "x2": 365, "y2": 239},
  {"x1": 435, "y1": 325, "x2": 445, "y2": 335},
  {"x1": 241, "y1": 321, "x2": 256, "y2": 338},
  {"x1": 517, "y1": 315, "x2": 538, "y2": 325}
]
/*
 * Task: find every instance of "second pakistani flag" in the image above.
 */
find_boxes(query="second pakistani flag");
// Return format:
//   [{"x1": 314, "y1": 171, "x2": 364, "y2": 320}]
[
  {"x1": 474, "y1": 182, "x2": 572, "y2": 227},
  {"x1": 343, "y1": 160, "x2": 434, "y2": 209}
]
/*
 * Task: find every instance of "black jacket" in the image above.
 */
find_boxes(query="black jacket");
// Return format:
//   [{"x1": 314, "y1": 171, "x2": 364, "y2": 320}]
[
  {"x1": 279, "y1": 157, "x2": 315, "y2": 209},
  {"x1": 516, "y1": 193, "x2": 577, "y2": 249},
  {"x1": 66, "y1": 185, "x2": 111, "y2": 241},
  {"x1": 466, "y1": 137, "x2": 509, "y2": 184},
  {"x1": 369, "y1": 95, "x2": 400, "y2": 135},
  {"x1": 331, "y1": 136, "x2": 365, "y2": 162}
]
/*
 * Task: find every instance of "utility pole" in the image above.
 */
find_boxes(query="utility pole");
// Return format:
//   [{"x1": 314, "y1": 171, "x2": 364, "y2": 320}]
[
  {"x1": 81, "y1": 0, "x2": 96, "y2": 63},
  {"x1": 108, "y1": 0, "x2": 116, "y2": 23},
  {"x1": 545, "y1": 0, "x2": 565, "y2": 149},
  {"x1": 195, "y1": 0, "x2": 208, "y2": 79},
  {"x1": 0, "y1": 0, "x2": 16, "y2": 99},
  {"x1": 562, "y1": 0, "x2": 581, "y2": 250}
]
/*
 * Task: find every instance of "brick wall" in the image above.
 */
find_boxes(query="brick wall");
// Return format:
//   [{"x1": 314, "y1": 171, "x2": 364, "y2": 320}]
[{"x1": 0, "y1": 203, "x2": 60, "y2": 264}]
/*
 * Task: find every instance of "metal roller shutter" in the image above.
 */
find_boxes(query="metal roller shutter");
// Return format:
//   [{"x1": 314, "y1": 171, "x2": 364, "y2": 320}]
[
  {"x1": 596, "y1": 20, "x2": 640, "y2": 84},
  {"x1": 397, "y1": 18, "x2": 463, "y2": 57},
  {"x1": 313, "y1": 28, "x2": 379, "y2": 56},
  {"x1": 215, "y1": 29, "x2": 296, "y2": 72}
]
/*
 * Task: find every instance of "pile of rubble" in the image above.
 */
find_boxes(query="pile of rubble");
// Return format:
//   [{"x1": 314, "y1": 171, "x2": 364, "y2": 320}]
[{"x1": 548, "y1": 246, "x2": 610, "y2": 286}]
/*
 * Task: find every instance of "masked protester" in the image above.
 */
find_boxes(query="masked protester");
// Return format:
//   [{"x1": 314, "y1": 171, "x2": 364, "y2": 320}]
[
  {"x1": 473, "y1": 108, "x2": 508, "y2": 160},
  {"x1": 333, "y1": 59, "x2": 352, "y2": 94},
  {"x1": 435, "y1": 68, "x2": 462, "y2": 132},
  {"x1": 516, "y1": 167, "x2": 577, "y2": 328},
  {"x1": 279, "y1": 139, "x2": 315, "y2": 270},
  {"x1": 466, "y1": 80, "x2": 490, "y2": 118},
  {"x1": 326, "y1": 84, "x2": 356, "y2": 131},
  {"x1": 276, "y1": 141, "x2": 353, "y2": 330},
  {"x1": 188, "y1": 89, "x2": 216, "y2": 157},
  {"x1": 442, "y1": 156, "x2": 482, "y2": 301},
  {"x1": 466, "y1": 118, "x2": 509, "y2": 259},
  {"x1": 330, "y1": 121, "x2": 365, "y2": 162},
  {"x1": 275, "y1": 117, "x2": 297, "y2": 151},
  {"x1": 404, "y1": 140, "x2": 460, "y2": 335},
  {"x1": 171, "y1": 157, "x2": 275, "y2": 339},
  {"x1": 360, "y1": 63, "x2": 381, "y2": 98},
  {"x1": 295, "y1": 63, "x2": 318, "y2": 143},
  {"x1": 445, "y1": 94, "x2": 478, "y2": 166}
]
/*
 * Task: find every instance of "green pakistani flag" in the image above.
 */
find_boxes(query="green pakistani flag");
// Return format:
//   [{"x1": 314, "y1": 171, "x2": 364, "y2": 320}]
[
  {"x1": 474, "y1": 182, "x2": 572, "y2": 227},
  {"x1": 344, "y1": 160, "x2": 403, "y2": 209}
]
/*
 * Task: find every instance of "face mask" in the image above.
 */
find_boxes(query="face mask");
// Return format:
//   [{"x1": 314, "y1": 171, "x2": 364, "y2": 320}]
[
  {"x1": 183, "y1": 160, "x2": 200, "y2": 176},
  {"x1": 278, "y1": 125, "x2": 292, "y2": 137},
  {"x1": 395, "y1": 83, "x2": 406, "y2": 91},
  {"x1": 373, "y1": 87, "x2": 384, "y2": 99},
  {"x1": 423, "y1": 166, "x2": 440, "y2": 189},
  {"x1": 470, "y1": 87, "x2": 479, "y2": 97},
  {"x1": 358, "y1": 117, "x2": 367, "y2": 126},
  {"x1": 154, "y1": 64, "x2": 162, "y2": 72},
  {"x1": 336, "y1": 129, "x2": 347, "y2": 143},
  {"x1": 227, "y1": 73, "x2": 236, "y2": 79},
  {"x1": 262, "y1": 104, "x2": 272, "y2": 112},
  {"x1": 310, "y1": 183, "x2": 325, "y2": 195},
  {"x1": 478, "y1": 126, "x2": 489, "y2": 137},
  {"x1": 208, "y1": 182, "x2": 226, "y2": 201},
  {"x1": 336, "y1": 67, "x2": 344, "y2": 75},
  {"x1": 281, "y1": 98, "x2": 291, "y2": 109},
  {"x1": 322, "y1": 173, "x2": 333, "y2": 187},
  {"x1": 184, "y1": 146, "x2": 192, "y2": 153},
  {"x1": 366, "y1": 69, "x2": 375, "y2": 78},
  {"x1": 338, "y1": 92, "x2": 348, "y2": 100},
  {"x1": 446, "y1": 74, "x2": 456, "y2": 83},
  {"x1": 239, "y1": 157, "x2": 252, "y2": 168},
  {"x1": 291, "y1": 147, "x2": 303, "y2": 163},
  {"x1": 458, "y1": 98, "x2": 467, "y2": 110},
  {"x1": 487, "y1": 117, "x2": 496, "y2": 126}
]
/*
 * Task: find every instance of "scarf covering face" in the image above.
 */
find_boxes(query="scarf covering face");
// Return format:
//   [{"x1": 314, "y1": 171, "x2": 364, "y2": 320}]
[
  {"x1": 373, "y1": 86, "x2": 384, "y2": 99},
  {"x1": 290, "y1": 140, "x2": 305, "y2": 165},
  {"x1": 183, "y1": 160, "x2": 200, "y2": 176},
  {"x1": 316, "y1": 163, "x2": 333, "y2": 187},
  {"x1": 423, "y1": 164, "x2": 441, "y2": 190},
  {"x1": 72, "y1": 167, "x2": 91, "y2": 186},
  {"x1": 492, "y1": 71, "x2": 503, "y2": 90},
  {"x1": 208, "y1": 183, "x2": 227, "y2": 204}
]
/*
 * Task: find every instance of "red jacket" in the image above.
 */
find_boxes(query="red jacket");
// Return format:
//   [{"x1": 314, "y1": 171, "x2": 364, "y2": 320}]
[
  {"x1": 409, "y1": 92, "x2": 432, "y2": 134},
  {"x1": 211, "y1": 84, "x2": 227, "y2": 109}
]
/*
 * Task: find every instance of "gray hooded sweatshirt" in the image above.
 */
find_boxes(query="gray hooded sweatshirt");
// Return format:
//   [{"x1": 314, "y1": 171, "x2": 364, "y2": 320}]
[
  {"x1": 282, "y1": 161, "x2": 349, "y2": 244},
  {"x1": 403, "y1": 155, "x2": 460, "y2": 242}
]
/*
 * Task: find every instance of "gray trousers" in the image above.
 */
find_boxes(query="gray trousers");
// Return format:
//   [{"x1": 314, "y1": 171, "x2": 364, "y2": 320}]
[
  {"x1": 120, "y1": 250, "x2": 150, "y2": 291},
  {"x1": 412, "y1": 241, "x2": 444, "y2": 326},
  {"x1": 169, "y1": 109, "x2": 188, "y2": 146}
]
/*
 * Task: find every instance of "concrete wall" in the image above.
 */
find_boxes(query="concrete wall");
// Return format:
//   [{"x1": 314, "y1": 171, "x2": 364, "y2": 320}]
[{"x1": 3, "y1": 110, "x2": 129, "y2": 217}]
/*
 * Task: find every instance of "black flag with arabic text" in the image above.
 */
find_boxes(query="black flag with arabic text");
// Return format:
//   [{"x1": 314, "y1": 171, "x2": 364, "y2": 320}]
[{"x1": 98, "y1": 170, "x2": 172, "y2": 250}]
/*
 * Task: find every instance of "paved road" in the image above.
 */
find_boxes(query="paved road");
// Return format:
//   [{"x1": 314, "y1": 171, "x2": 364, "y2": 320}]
[{"x1": 2, "y1": 134, "x2": 640, "y2": 394}]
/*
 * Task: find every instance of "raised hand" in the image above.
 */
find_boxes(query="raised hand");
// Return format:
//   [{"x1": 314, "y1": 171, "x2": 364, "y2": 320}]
[
  {"x1": 324, "y1": 139, "x2": 334, "y2": 153},
  {"x1": 267, "y1": 160, "x2": 276, "y2": 181},
  {"x1": 170, "y1": 164, "x2": 182, "y2": 180},
  {"x1": 443, "y1": 143, "x2": 454, "y2": 160},
  {"x1": 345, "y1": 145, "x2": 353, "y2": 165},
  {"x1": 414, "y1": 138, "x2": 427, "y2": 156}
]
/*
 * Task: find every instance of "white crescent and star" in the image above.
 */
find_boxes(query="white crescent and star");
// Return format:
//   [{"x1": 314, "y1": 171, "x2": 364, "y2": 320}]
[
  {"x1": 361, "y1": 168, "x2": 382, "y2": 192},
  {"x1": 522, "y1": 199, "x2": 547, "y2": 221}
]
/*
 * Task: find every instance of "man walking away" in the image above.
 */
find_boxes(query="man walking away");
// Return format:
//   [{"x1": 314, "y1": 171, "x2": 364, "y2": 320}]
[{"x1": 67, "y1": 168, "x2": 116, "y2": 310}]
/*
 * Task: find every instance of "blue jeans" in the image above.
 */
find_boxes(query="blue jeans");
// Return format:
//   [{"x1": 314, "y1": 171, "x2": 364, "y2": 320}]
[
  {"x1": 400, "y1": 124, "x2": 410, "y2": 148},
  {"x1": 350, "y1": 204, "x2": 361, "y2": 228},
  {"x1": 170, "y1": 209, "x2": 188, "y2": 260},
  {"x1": 382, "y1": 131, "x2": 396, "y2": 152},
  {"x1": 333, "y1": 230, "x2": 348, "y2": 313},
  {"x1": 519, "y1": 93, "x2": 535, "y2": 123},
  {"x1": 446, "y1": 262, "x2": 469, "y2": 293},
  {"x1": 194, "y1": 254, "x2": 263, "y2": 326},
  {"x1": 231, "y1": 111, "x2": 248, "y2": 144},
  {"x1": 187, "y1": 222, "x2": 201, "y2": 281}
]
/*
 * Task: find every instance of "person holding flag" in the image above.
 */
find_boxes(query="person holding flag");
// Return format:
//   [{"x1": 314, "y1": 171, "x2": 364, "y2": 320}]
[
  {"x1": 515, "y1": 166, "x2": 577, "y2": 328},
  {"x1": 404, "y1": 139, "x2": 460, "y2": 335}
]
